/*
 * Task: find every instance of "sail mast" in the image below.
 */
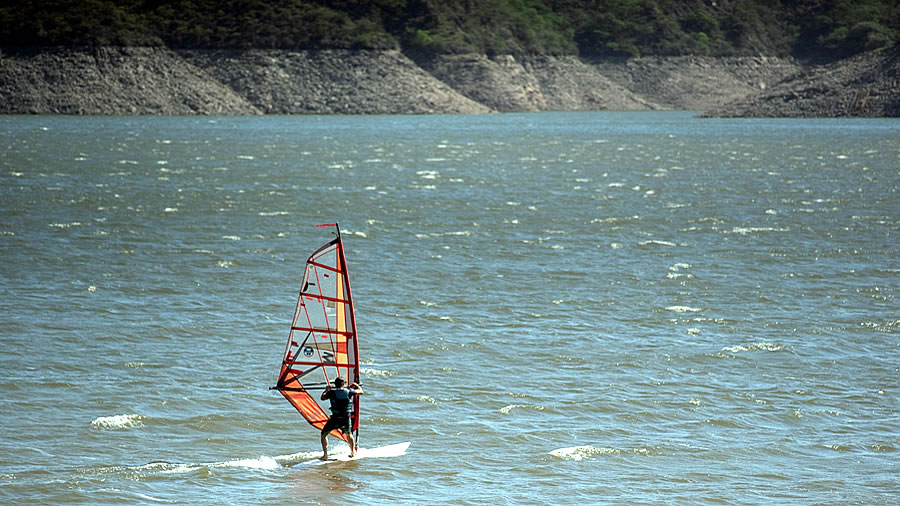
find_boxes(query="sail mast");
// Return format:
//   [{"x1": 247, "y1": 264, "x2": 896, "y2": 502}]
[{"x1": 334, "y1": 224, "x2": 362, "y2": 447}]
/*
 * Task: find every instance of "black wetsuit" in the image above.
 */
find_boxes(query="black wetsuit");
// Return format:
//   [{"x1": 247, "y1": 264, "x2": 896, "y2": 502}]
[{"x1": 321, "y1": 387, "x2": 355, "y2": 435}]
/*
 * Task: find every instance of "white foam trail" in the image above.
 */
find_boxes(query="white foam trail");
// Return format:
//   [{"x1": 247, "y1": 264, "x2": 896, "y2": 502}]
[
  {"x1": 138, "y1": 455, "x2": 287, "y2": 474},
  {"x1": 218, "y1": 456, "x2": 280, "y2": 470}
]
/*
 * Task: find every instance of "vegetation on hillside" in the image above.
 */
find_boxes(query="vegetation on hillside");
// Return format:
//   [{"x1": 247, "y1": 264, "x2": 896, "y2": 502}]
[{"x1": 1, "y1": 0, "x2": 897, "y2": 59}]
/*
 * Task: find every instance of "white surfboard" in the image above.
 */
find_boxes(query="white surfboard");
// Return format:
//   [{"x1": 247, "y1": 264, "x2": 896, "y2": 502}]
[{"x1": 305, "y1": 441, "x2": 410, "y2": 465}]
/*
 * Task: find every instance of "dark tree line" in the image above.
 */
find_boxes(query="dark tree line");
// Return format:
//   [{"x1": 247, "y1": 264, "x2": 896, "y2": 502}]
[{"x1": 1, "y1": 0, "x2": 896, "y2": 59}]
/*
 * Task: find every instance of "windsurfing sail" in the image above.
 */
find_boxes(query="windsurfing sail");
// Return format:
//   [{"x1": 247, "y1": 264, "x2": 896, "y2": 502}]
[{"x1": 273, "y1": 223, "x2": 361, "y2": 445}]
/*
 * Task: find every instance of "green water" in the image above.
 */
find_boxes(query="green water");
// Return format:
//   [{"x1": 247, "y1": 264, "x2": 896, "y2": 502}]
[{"x1": 1, "y1": 112, "x2": 897, "y2": 504}]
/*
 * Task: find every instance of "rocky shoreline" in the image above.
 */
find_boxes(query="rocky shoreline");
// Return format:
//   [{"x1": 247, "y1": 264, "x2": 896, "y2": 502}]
[
  {"x1": 1, "y1": 44, "x2": 897, "y2": 116},
  {"x1": 702, "y1": 44, "x2": 899, "y2": 117},
  {"x1": 0, "y1": 46, "x2": 259, "y2": 115}
]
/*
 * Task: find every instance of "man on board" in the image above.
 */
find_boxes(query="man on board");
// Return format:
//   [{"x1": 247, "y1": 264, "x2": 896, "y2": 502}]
[{"x1": 320, "y1": 377, "x2": 363, "y2": 459}]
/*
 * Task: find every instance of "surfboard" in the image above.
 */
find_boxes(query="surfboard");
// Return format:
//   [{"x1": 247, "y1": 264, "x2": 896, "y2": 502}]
[{"x1": 301, "y1": 441, "x2": 410, "y2": 466}]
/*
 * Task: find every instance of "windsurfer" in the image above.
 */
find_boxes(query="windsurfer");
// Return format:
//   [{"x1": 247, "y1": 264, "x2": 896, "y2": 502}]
[{"x1": 320, "y1": 377, "x2": 363, "y2": 459}]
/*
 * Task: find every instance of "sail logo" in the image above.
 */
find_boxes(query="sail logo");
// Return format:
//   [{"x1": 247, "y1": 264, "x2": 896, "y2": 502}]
[{"x1": 303, "y1": 347, "x2": 315, "y2": 357}]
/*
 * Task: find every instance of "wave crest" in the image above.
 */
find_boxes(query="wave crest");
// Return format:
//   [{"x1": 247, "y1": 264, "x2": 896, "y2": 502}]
[
  {"x1": 722, "y1": 342, "x2": 785, "y2": 353},
  {"x1": 91, "y1": 414, "x2": 144, "y2": 429}
]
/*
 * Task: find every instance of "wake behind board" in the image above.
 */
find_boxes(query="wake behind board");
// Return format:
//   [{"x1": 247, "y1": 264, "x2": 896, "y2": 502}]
[{"x1": 301, "y1": 442, "x2": 410, "y2": 466}]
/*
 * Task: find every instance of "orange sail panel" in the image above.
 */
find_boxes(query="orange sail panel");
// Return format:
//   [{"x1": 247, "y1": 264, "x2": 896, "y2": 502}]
[{"x1": 275, "y1": 225, "x2": 360, "y2": 444}]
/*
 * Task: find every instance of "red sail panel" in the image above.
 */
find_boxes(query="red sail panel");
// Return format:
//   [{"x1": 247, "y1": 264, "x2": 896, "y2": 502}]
[
  {"x1": 278, "y1": 364, "x2": 329, "y2": 429},
  {"x1": 275, "y1": 226, "x2": 360, "y2": 444}
]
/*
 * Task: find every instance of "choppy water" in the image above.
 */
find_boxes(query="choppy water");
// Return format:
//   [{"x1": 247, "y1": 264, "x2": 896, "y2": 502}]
[{"x1": 1, "y1": 112, "x2": 897, "y2": 504}]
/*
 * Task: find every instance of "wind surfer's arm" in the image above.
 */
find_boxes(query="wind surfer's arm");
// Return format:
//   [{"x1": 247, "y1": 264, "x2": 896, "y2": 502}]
[
  {"x1": 350, "y1": 382, "x2": 364, "y2": 395},
  {"x1": 320, "y1": 384, "x2": 331, "y2": 401}
]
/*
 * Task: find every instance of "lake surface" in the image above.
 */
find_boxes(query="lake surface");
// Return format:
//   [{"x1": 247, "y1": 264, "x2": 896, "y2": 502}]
[{"x1": 1, "y1": 112, "x2": 897, "y2": 504}]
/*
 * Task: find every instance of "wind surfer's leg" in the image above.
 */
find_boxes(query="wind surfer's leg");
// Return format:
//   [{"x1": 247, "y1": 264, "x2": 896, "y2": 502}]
[
  {"x1": 348, "y1": 433, "x2": 356, "y2": 457},
  {"x1": 320, "y1": 433, "x2": 329, "y2": 460}
]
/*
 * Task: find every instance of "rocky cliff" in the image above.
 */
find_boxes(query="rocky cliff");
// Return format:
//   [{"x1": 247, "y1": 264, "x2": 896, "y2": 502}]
[
  {"x1": 414, "y1": 53, "x2": 655, "y2": 112},
  {"x1": 702, "y1": 44, "x2": 900, "y2": 117},
  {"x1": 1, "y1": 44, "x2": 897, "y2": 116},
  {"x1": 0, "y1": 46, "x2": 259, "y2": 114},
  {"x1": 178, "y1": 49, "x2": 490, "y2": 115},
  {"x1": 590, "y1": 55, "x2": 804, "y2": 110}
]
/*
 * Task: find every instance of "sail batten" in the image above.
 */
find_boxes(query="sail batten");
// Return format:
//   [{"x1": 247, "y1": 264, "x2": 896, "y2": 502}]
[
  {"x1": 290, "y1": 326, "x2": 355, "y2": 336},
  {"x1": 274, "y1": 224, "x2": 361, "y2": 445},
  {"x1": 299, "y1": 293, "x2": 351, "y2": 304},
  {"x1": 307, "y1": 259, "x2": 342, "y2": 273}
]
